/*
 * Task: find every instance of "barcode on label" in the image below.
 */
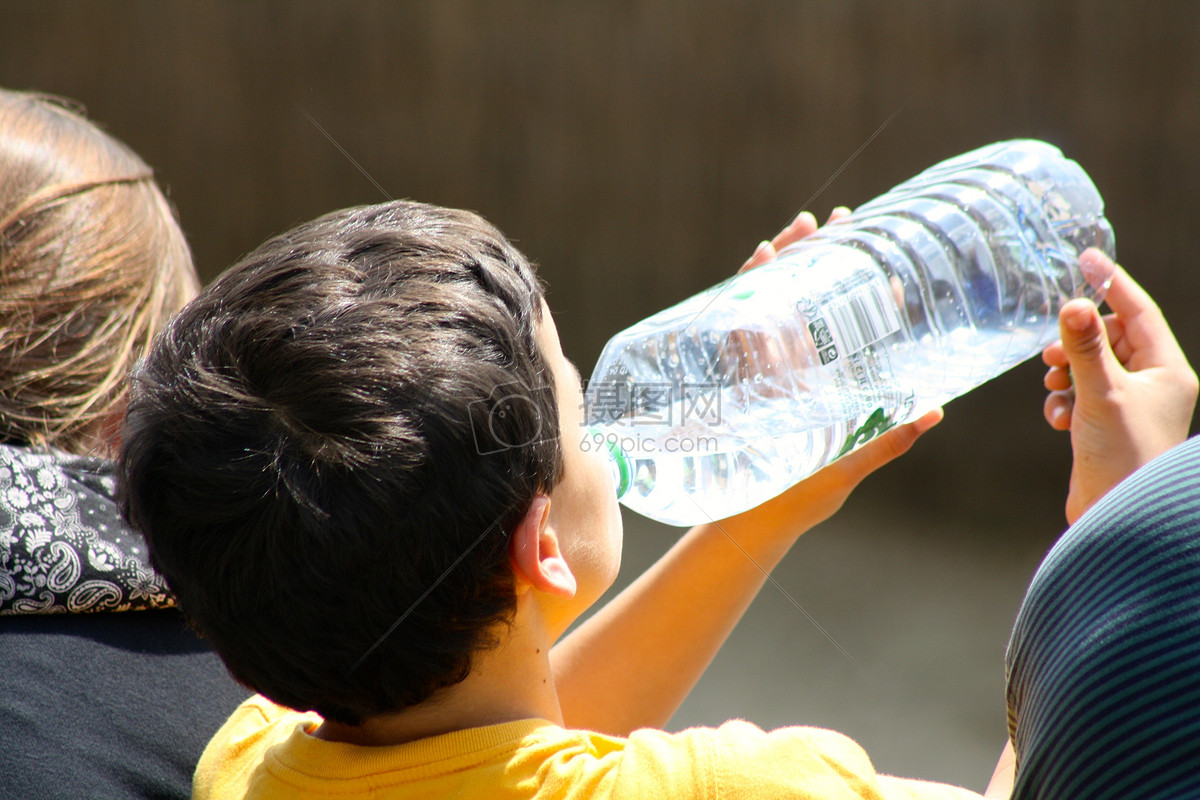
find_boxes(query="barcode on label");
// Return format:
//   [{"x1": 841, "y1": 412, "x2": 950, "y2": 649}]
[{"x1": 824, "y1": 280, "x2": 902, "y2": 356}]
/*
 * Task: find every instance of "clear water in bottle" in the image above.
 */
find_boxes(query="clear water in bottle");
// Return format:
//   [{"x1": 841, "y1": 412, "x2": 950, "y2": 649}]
[{"x1": 584, "y1": 140, "x2": 1116, "y2": 526}]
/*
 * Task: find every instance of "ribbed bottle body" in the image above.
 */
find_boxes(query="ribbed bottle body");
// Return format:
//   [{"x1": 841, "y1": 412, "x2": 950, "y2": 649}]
[{"x1": 585, "y1": 140, "x2": 1114, "y2": 526}]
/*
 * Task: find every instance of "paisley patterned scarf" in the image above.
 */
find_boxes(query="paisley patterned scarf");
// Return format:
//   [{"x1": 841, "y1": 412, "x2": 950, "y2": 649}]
[{"x1": 0, "y1": 443, "x2": 172, "y2": 614}]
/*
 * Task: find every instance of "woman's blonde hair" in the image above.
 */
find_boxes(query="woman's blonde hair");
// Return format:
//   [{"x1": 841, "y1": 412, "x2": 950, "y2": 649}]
[{"x1": 0, "y1": 89, "x2": 199, "y2": 456}]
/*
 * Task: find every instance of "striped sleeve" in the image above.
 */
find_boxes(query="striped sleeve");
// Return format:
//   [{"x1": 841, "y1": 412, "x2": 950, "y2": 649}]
[{"x1": 1005, "y1": 436, "x2": 1200, "y2": 800}]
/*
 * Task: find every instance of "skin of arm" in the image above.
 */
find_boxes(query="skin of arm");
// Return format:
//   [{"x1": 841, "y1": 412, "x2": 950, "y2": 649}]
[
  {"x1": 983, "y1": 740, "x2": 1015, "y2": 798},
  {"x1": 550, "y1": 407, "x2": 942, "y2": 734}
]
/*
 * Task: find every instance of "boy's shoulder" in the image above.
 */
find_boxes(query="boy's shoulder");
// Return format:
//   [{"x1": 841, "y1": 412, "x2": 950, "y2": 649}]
[
  {"x1": 194, "y1": 697, "x2": 980, "y2": 800},
  {"x1": 193, "y1": 696, "x2": 320, "y2": 800}
]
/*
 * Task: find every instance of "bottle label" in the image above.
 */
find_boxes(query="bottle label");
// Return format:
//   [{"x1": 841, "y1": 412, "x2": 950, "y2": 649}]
[
  {"x1": 800, "y1": 271, "x2": 914, "y2": 436},
  {"x1": 818, "y1": 275, "x2": 903, "y2": 359}
]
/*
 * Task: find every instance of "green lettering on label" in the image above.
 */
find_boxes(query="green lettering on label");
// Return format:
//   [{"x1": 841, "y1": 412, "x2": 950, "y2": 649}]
[{"x1": 836, "y1": 406, "x2": 897, "y2": 458}]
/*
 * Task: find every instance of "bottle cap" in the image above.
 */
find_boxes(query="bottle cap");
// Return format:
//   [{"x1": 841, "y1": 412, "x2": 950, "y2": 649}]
[{"x1": 588, "y1": 427, "x2": 631, "y2": 498}]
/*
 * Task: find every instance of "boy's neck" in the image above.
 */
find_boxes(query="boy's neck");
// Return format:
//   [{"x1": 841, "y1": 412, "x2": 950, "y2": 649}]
[{"x1": 314, "y1": 593, "x2": 564, "y2": 747}]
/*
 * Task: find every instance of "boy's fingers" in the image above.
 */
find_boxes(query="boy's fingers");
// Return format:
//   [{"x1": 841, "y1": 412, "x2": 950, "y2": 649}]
[
  {"x1": 1044, "y1": 364, "x2": 1072, "y2": 392},
  {"x1": 1079, "y1": 248, "x2": 1117, "y2": 294},
  {"x1": 1042, "y1": 340, "x2": 1068, "y2": 368},
  {"x1": 767, "y1": 211, "x2": 819, "y2": 255},
  {"x1": 834, "y1": 408, "x2": 943, "y2": 478},
  {"x1": 738, "y1": 240, "x2": 776, "y2": 273},
  {"x1": 911, "y1": 407, "x2": 945, "y2": 435},
  {"x1": 1102, "y1": 266, "x2": 1187, "y2": 371},
  {"x1": 1093, "y1": 261, "x2": 1155, "y2": 322},
  {"x1": 863, "y1": 409, "x2": 942, "y2": 466},
  {"x1": 742, "y1": 208, "x2": 846, "y2": 274},
  {"x1": 783, "y1": 210, "x2": 819, "y2": 240},
  {"x1": 1057, "y1": 298, "x2": 1121, "y2": 397},
  {"x1": 1044, "y1": 390, "x2": 1074, "y2": 431}
]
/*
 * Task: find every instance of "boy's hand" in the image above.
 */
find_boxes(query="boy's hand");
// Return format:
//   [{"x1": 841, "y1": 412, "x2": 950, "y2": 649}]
[
  {"x1": 737, "y1": 206, "x2": 850, "y2": 273},
  {"x1": 1042, "y1": 250, "x2": 1198, "y2": 523},
  {"x1": 553, "y1": 208, "x2": 938, "y2": 736},
  {"x1": 724, "y1": 207, "x2": 943, "y2": 533},
  {"x1": 726, "y1": 406, "x2": 943, "y2": 534}
]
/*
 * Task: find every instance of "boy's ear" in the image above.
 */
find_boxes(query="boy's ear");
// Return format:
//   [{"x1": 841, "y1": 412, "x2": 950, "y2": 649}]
[{"x1": 509, "y1": 494, "x2": 577, "y2": 598}]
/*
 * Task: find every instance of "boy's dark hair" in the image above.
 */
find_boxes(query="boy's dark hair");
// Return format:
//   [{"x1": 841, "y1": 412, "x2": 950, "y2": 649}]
[{"x1": 119, "y1": 201, "x2": 563, "y2": 725}]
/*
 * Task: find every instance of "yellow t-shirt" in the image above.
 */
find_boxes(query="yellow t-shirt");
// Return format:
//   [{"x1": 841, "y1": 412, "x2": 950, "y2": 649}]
[{"x1": 195, "y1": 695, "x2": 983, "y2": 800}]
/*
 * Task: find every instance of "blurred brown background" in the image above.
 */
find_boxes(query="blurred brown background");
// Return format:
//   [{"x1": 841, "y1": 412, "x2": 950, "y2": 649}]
[{"x1": 3, "y1": 1, "x2": 1197, "y2": 791}]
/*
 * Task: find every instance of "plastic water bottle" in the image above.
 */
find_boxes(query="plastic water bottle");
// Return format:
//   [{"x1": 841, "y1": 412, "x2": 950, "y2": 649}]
[{"x1": 583, "y1": 139, "x2": 1115, "y2": 527}]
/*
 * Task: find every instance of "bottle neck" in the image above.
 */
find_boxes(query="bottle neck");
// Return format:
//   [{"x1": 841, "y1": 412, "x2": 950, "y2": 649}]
[{"x1": 589, "y1": 427, "x2": 631, "y2": 498}]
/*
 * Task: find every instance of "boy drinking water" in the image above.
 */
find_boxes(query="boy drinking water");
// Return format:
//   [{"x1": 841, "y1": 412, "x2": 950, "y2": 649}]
[{"x1": 120, "y1": 199, "x2": 1194, "y2": 798}]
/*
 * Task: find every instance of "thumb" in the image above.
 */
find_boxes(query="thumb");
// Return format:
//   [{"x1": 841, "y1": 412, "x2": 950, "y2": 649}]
[
  {"x1": 1058, "y1": 298, "x2": 1121, "y2": 394},
  {"x1": 828, "y1": 408, "x2": 944, "y2": 481}
]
